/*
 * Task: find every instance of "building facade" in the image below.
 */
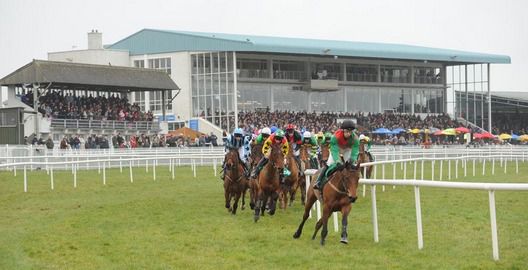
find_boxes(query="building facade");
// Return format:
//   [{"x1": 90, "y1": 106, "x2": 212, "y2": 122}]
[{"x1": 48, "y1": 29, "x2": 510, "y2": 132}]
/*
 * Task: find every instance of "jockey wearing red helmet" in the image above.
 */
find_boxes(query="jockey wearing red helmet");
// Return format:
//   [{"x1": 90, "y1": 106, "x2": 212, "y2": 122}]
[{"x1": 284, "y1": 123, "x2": 303, "y2": 175}]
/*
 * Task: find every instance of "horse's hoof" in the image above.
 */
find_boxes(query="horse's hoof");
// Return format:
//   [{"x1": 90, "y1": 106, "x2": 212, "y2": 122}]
[
  {"x1": 254, "y1": 216, "x2": 259, "y2": 222},
  {"x1": 340, "y1": 238, "x2": 348, "y2": 244},
  {"x1": 293, "y1": 231, "x2": 301, "y2": 239},
  {"x1": 225, "y1": 204, "x2": 230, "y2": 209},
  {"x1": 320, "y1": 240, "x2": 325, "y2": 246}
]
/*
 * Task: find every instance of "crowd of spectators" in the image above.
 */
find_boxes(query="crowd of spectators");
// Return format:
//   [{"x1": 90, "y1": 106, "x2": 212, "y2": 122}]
[
  {"x1": 238, "y1": 109, "x2": 463, "y2": 135},
  {"x1": 20, "y1": 90, "x2": 154, "y2": 122}
]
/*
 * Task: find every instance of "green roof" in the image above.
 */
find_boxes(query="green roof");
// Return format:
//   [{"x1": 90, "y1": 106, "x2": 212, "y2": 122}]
[{"x1": 109, "y1": 29, "x2": 511, "y2": 64}]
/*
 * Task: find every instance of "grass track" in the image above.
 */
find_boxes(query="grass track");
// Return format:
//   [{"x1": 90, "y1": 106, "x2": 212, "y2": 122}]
[{"x1": 1, "y1": 160, "x2": 527, "y2": 269}]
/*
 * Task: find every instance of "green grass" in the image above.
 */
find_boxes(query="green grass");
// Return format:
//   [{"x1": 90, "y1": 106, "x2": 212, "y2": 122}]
[{"x1": 1, "y1": 160, "x2": 527, "y2": 269}]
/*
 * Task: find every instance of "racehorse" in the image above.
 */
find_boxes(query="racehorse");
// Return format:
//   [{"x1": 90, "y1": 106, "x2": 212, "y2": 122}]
[
  {"x1": 319, "y1": 143, "x2": 330, "y2": 168},
  {"x1": 223, "y1": 148, "x2": 247, "y2": 215},
  {"x1": 357, "y1": 141, "x2": 373, "y2": 179},
  {"x1": 248, "y1": 143, "x2": 264, "y2": 209},
  {"x1": 293, "y1": 160, "x2": 361, "y2": 245},
  {"x1": 254, "y1": 143, "x2": 285, "y2": 222},
  {"x1": 279, "y1": 146, "x2": 301, "y2": 209}
]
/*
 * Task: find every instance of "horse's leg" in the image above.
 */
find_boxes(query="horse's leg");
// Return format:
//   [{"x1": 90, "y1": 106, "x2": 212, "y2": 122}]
[
  {"x1": 340, "y1": 204, "x2": 351, "y2": 244},
  {"x1": 294, "y1": 188, "x2": 318, "y2": 239},
  {"x1": 319, "y1": 205, "x2": 332, "y2": 245},
  {"x1": 249, "y1": 182, "x2": 256, "y2": 210},
  {"x1": 311, "y1": 219, "x2": 323, "y2": 240},
  {"x1": 300, "y1": 179, "x2": 306, "y2": 205},
  {"x1": 261, "y1": 192, "x2": 268, "y2": 217},
  {"x1": 254, "y1": 186, "x2": 263, "y2": 222},
  {"x1": 232, "y1": 188, "x2": 242, "y2": 215},
  {"x1": 269, "y1": 191, "x2": 279, "y2": 216},
  {"x1": 241, "y1": 182, "x2": 247, "y2": 210},
  {"x1": 224, "y1": 186, "x2": 231, "y2": 210}
]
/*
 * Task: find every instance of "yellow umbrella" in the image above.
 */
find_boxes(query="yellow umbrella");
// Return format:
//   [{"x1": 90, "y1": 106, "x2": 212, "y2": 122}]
[
  {"x1": 441, "y1": 128, "x2": 457, "y2": 136},
  {"x1": 499, "y1": 133, "x2": 512, "y2": 140},
  {"x1": 410, "y1": 128, "x2": 421, "y2": 134},
  {"x1": 520, "y1": 134, "x2": 528, "y2": 142}
]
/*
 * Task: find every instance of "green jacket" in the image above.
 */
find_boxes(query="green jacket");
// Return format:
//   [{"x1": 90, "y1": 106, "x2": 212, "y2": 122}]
[{"x1": 329, "y1": 130, "x2": 360, "y2": 163}]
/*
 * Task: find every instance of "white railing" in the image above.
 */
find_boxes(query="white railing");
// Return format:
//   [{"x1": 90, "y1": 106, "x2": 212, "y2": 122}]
[{"x1": 303, "y1": 153, "x2": 527, "y2": 261}]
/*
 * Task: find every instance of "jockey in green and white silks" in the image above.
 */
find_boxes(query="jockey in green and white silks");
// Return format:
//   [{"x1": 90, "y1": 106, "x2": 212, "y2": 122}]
[
  {"x1": 301, "y1": 131, "x2": 319, "y2": 169},
  {"x1": 314, "y1": 120, "x2": 359, "y2": 190},
  {"x1": 359, "y1": 134, "x2": 374, "y2": 162}
]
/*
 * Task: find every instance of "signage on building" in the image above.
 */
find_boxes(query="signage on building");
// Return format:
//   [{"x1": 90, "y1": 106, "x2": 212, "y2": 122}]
[{"x1": 189, "y1": 119, "x2": 199, "y2": 131}]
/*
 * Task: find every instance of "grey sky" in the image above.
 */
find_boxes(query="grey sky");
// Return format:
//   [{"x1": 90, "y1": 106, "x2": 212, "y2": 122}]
[{"x1": 1, "y1": 0, "x2": 526, "y2": 91}]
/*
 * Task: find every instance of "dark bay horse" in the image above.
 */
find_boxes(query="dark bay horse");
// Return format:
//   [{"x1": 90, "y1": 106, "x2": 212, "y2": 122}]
[
  {"x1": 280, "y1": 146, "x2": 301, "y2": 209},
  {"x1": 223, "y1": 148, "x2": 247, "y2": 215},
  {"x1": 293, "y1": 161, "x2": 360, "y2": 245},
  {"x1": 358, "y1": 141, "x2": 373, "y2": 179},
  {"x1": 254, "y1": 143, "x2": 284, "y2": 222}
]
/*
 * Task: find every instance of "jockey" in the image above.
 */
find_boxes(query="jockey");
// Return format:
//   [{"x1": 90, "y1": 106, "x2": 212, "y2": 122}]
[
  {"x1": 250, "y1": 129, "x2": 289, "y2": 184},
  {"x1": 315, "y1": 132, "x2": 325, "y2": 145},
  {"x1": 314, "y1": 120, "x2": 360, "y2": 190},
  {"x1": 222, "y1": 127, "x2": 251, "y2": 179},
  {"x1": 358, "y1": 134, "x2": 374, "y2": 162},
  {"x1": 253, "y1": 127, "x2": 271, "y2": 145},
  {"x1": 270, "y1": 125, "x2": 278, "y2": 134},
  {"x1": 284, "y1": 123, "x2": 303, "y2": 175},
  {"x1": 301, "y1": 131, "x2": 319, "y2": 169}
]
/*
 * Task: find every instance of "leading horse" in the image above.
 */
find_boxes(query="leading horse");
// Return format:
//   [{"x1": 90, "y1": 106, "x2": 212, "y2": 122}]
[
  {"x1": 293, "y1": 160, "x2": 361, "y2": 245},
  {"x1": 223, "y1": 148, "x2": 247, "y2": 215},
  {"x1": 254, "y1": 143, "x2": 285, "y2": 222}
]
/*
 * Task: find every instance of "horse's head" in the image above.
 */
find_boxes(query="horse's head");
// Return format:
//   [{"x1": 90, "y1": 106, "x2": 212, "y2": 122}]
[
  {"x1": 269, "y1": 143, "x2": 285, "y2": 170},
  {"x1": 340, "y1": 161, "x2": 361, "y2": 203},
  {"x1": 225, "y1": 148, "x2": 239, "y2": 171}
]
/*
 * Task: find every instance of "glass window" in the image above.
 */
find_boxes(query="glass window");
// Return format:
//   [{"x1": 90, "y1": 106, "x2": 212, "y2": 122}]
[
  {"x1": 380, "y1": 65, "x2": 411, "y2": 83},
  {"x1": 346, "y1": 64, "x2": 377, "y2": 82},
  {"x1": 134, "y1": 60, "x2": 144, "y2": 68},
  {"x1": 312, "y1": 63, "x2": 342, "y2": 80},
  {"x1": 272, "y1": 60, "x2": 305, "y2": 80},
  {"x1": 414, "y1": 66, "x2": 441, "y2": 84},
  {"x1": 346, "y1": 87, "x2": 379, "y2": 113}
]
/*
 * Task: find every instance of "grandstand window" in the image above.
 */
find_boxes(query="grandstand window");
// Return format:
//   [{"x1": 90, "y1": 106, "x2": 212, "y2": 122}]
[
  {"x1": 414, "y1": 67, "x2": 441, "y2": 84},
  {"x1": 311, "y1": 89, "x2": 345, "y2": 112},
  {"x1": 346, "y1": 64, "x2": 378, "y2": 82},
  {"x1": 148, "y1": 57, "x2": 171, "y2": 75},
  {"x1": 312, "y1": 63, "x2": 342, "y2": 80},
  {"x1": 346, "y1": 87, "x2": 379, "y2": 112},
  {"x1": 134, "y1": 91, "x2": 146, "y2": 111},
  {"x1": 380, "y1": 65, "x2": 411, "y2": 83},
  {"x1": 237, "y1": 59, "x2": 269, "y2": 79},
  {"x1": 272, "y1": 60, "x2": 305, "y2": 80},
  {"x1": 134, "y1": 60, "x2": 144, "y2": 68},
  {"x1": 238, "y1": 83, "x2": 271, "y2": 111},
  {"x1": 273, "y1": 85, "x2": 308, "y2": 111}
]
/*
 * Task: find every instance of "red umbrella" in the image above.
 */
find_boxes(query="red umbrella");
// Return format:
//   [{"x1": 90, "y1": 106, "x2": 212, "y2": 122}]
[
  {"x1": 433, "y1": 130, "x2": 443, "y2": 136},
  {"x1": 473, "y1": 133, "x2": 483, "y2": 139},
  {"x1": 455, "y1": 127, "x2": 470, "y2": 133},
  {"x1": 480, "y1": 132, "x2": 495, "y2": 139}
]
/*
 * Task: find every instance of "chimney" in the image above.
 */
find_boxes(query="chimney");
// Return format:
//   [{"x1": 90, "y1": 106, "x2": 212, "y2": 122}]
[{"x1": 87, "y1": 29, "x2": 103, "y2": 50}]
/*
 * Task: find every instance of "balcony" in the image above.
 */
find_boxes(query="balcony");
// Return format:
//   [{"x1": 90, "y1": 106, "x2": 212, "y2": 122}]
[
  {"x1": 50, "y1": 119, "x2": 160, "y2": 132},
  {"x1": 305, "y1": 79, "x2": 339, "y2": 91}
]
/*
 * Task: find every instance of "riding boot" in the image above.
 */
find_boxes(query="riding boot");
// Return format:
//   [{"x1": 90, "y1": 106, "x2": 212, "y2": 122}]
[
  {"x1": 314, "y1": 165, "x2": 328, "y2": 190},
  {"x1": 251, "y1": 157, "x2": 268, "y2": 178},
  {"x1": 242, "y1": 162, "x2": 250, "y2": 178}
]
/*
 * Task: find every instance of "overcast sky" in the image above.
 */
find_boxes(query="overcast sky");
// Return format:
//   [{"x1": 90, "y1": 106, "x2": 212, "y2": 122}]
[{"x1": 1, "y1": 0, "x2": 527, "y2": 91}]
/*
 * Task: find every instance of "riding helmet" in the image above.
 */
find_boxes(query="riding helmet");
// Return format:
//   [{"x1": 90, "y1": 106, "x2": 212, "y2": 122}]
[
  {"x1": 261, "y1": 127, "x2": 271, "y2": 135},
  {"x1": 340, "y1": 120, "x2": 356, "y2": 130},
  {"x1": 275, "y1": 129, "x2": 285, "y2": 139}
]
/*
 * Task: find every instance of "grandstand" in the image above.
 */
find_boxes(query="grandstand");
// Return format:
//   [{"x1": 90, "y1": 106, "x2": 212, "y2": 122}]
[
  {"x1": 0, "y1": 60, "x2": 178, "y2": 144},
  {"x1": 0, "y1": 29, "x2": 515, "y2": 143}
]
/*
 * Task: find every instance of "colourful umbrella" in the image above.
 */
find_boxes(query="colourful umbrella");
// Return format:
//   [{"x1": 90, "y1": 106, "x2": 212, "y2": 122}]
[
  {"x1": 473, "y1": 133, "x2": 483, "y2": 139},
  {"x1": 499, "y1": 133, "x2": 512, "y2": 140},
  {"x1": 519, "y1": 134, "x2": 528, "y2": 142},
  {"x1": 455, "y1": 127, "x2": 470, "y2": 133},
  {"x1": 441, "y1": 128, "x2": 457, "y2": 136},
  {"x1": 480, "y1": 132, "x2": 495, "y2": 139},
  {"x1": 410, "y1": 128, "x2": 421, "y2": 134},
  {"x1": 433, "y1": 130, "x2": 443, "y2": 136}
]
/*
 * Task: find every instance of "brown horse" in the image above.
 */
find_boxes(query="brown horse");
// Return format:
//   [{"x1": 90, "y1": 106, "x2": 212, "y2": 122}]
[
  {"x1": 358, "y1": 141, "x2": 373, "y2": 179},
  {"x1": 248, "y1": 143, "x2": 264, "y2": 210},
  {"x1": 293, "y1": 160, "x2": 361, "y2": 245},
  {"x1": 254, "y1": 143, "x2": 285, "y2": 222},
  {"x1": 279, "y1": 146, "x2": 301, "y2": 209},
  {"x1": 319, "y1": 143, "x2": 330, "y2": 168},
  {"x1": 223, "y1": 148, "x2": 247, "y2": 215}
]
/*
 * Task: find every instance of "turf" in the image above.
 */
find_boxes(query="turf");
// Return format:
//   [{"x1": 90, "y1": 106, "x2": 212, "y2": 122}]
[{"x1": 0, "y1": 160, "x2": 527, "y2": 269}]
